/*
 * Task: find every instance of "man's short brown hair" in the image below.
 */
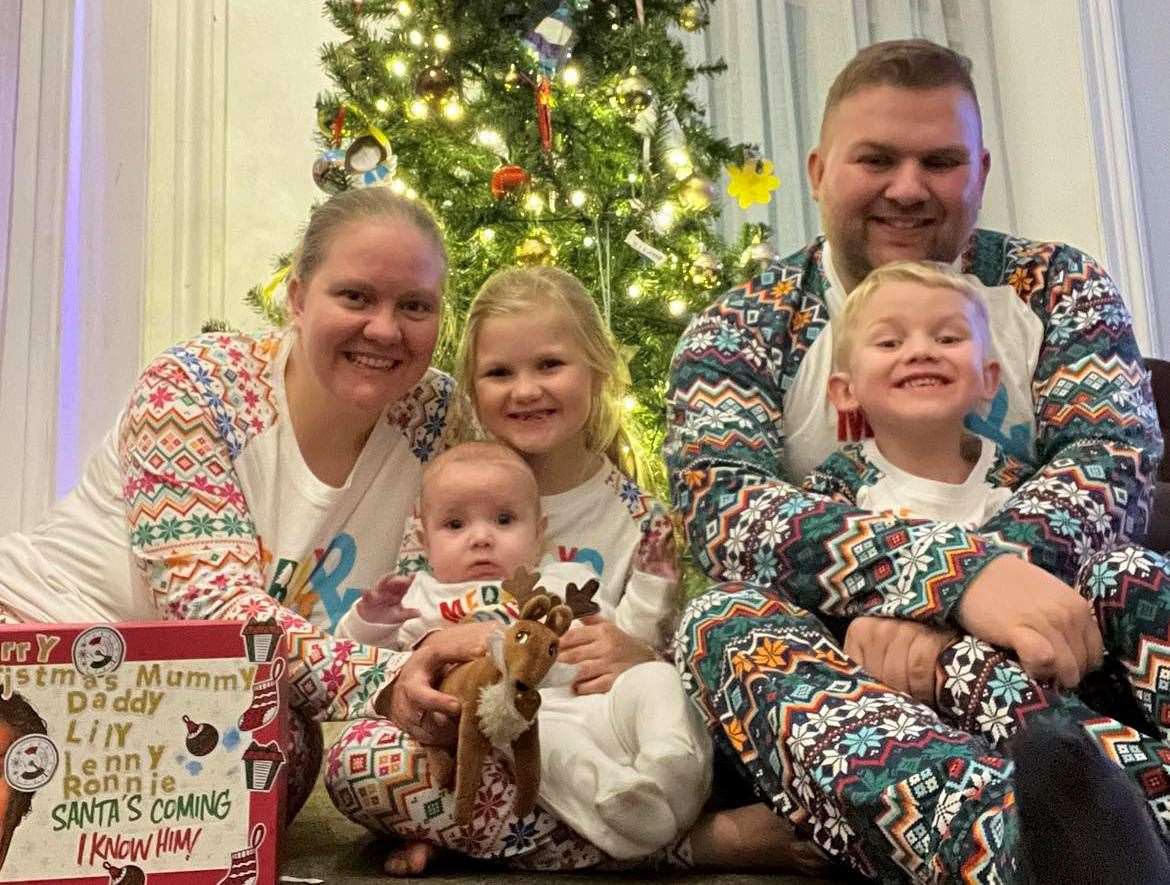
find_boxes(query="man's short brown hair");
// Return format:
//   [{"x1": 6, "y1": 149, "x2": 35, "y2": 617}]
[{"x1": 822, "y1": 39, "x2": 979, "y2": 135}]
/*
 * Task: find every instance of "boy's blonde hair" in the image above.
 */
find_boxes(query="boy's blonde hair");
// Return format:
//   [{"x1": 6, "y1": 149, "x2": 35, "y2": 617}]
[
  {"x1": 455, "y1": 266, "x2": 633, "y2": 472},
  {"x1": 420, "y1": 441, "x2": 540, "y2": 519},
  {"x1": 832, "y1": 260, "x2": 991, "y2": 371}
]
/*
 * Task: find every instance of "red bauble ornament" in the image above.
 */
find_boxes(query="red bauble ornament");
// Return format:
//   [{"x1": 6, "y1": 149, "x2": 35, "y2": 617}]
[{"x1": 490, "y1": 164, "x2": 530, "y2": 200}]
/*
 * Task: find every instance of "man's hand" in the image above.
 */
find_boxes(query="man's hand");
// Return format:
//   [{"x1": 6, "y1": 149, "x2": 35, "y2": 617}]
[
  {"x1": 844, "y1": 616, "x2": 957, "y2": 705},
  {"x1": 557, "y1": 616, "x2": 657, "y2": 694},
  {"x1": 356, "y1": 574, "x2": 420, "y2": 625},
  {"x1": 956, "y1": 555, "x2": 1102, "y2": 688}
]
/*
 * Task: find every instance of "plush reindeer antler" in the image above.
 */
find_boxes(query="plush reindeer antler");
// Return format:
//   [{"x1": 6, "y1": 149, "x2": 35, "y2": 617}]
[
  {"x1": 502, "y1": 566, "x2": 545, "y2": 608},
  {"x1": 565, "y1": 579, "x2": 601, "y2": 619}
]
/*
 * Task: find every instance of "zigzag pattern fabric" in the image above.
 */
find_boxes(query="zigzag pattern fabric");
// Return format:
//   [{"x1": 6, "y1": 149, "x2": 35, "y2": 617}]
[
  {"x1": 665, "y1": 230, "x2": 1161, "y2": 624},
  {"x1": 666, "y1": 230, "x2": 1170, "y2": 881}
]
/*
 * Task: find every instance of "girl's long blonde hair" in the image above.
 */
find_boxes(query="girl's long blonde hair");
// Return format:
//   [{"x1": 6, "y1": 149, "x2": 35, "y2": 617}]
[{"x1": 455, "y1": 266, "x2": 637, "y2": 478}]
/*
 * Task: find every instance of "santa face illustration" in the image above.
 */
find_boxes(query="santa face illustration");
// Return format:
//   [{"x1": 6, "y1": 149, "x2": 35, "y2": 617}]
[{"x1": 72, "y1": 627, "x2": 125, "y2": 676}]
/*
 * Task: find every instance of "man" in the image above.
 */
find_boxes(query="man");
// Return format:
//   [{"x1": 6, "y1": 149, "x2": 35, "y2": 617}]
[{"x1": 667, "y1": 39, "x2": 1168, "y2": 882}]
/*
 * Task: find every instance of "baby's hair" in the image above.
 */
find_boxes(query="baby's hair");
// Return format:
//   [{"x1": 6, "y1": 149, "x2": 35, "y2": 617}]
[
  {"x1": 832, "y1": 260, "x2": 991, "y2": 371},
  {"x1": 455, "y1": 266, "x2": 634, "y2": 473},
  {"x1": 420, "y1": 440, "x2": 540, "y2": 520}
]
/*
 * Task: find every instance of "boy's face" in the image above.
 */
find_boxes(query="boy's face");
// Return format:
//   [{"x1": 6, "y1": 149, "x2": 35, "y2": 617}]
[
  {"x1": 420, "y1": 460, "x2": 544, "y2": 584},
  {"x1": 828, "y1": 281, "x2": 999, "y2": 436}
]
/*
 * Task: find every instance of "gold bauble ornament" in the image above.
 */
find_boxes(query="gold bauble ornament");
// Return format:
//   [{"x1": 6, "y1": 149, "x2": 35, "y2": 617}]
[
  {"x1": 741, "y1": 240, "x2": 781, "y2": 271},
  {"x1": 504, "y1": 65, "x2": 522, "y2": 91},
  {"x1": 615, "y1": 72, "x2": 654, "y2": 115},
  {"x1": 677, "y1": 174, "x2": 717, "y2": 212},
  {"x1": 678, "y1": 2, "x2": 704, "y2": 31},
  {"x1": 515, "y1": 231, "x2": 556, "y2": 265},
  {"x1": 689, "y1": 251, "x2": 722, "y2": 288}
]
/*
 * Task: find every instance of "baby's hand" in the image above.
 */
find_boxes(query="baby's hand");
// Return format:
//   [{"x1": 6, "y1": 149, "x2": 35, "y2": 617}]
[
  {"x1": 356, "y1": 574, "x2": 420, "y2": 626},
  {"x1": 634, "y1": 526, "x2": 680, "y2": 583}
]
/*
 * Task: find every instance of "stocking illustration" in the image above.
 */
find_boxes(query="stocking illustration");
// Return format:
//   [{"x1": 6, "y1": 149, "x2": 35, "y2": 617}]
[
  {"x1": 216, "y1": 823, "x2": 265, "y2": 885},
  {"x1": 238, "y1": 658, "x2": 284, "y2": 732}
]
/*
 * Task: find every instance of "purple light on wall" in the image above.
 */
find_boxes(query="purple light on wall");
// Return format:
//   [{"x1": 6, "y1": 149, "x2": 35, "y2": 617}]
[{"x1": 55, "y1": 0, "x2": 86, "y2": 497}]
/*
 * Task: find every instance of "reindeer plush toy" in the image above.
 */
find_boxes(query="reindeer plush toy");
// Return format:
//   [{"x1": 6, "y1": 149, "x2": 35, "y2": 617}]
[{"x1": 426, "y1": 569, "x2": 576, "y2": 825}]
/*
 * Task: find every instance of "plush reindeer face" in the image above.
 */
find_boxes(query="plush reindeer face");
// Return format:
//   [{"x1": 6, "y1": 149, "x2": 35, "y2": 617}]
[{"x1": 501, "y1": 594, "x2": 572, "y2": 694}]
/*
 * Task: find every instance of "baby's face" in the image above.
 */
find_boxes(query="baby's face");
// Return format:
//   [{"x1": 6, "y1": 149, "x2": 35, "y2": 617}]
[{"x1": 421, "y1": 460, "x2": 542, "y2": 584}]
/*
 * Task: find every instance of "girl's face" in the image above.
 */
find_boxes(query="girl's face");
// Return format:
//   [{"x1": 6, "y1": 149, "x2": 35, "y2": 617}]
[
  {"x1": 287, "y1": 218, "x2": 444, "y2": 426},
  {"x1": 472, "y1": 307, "x2": 596, "y2": 462}
]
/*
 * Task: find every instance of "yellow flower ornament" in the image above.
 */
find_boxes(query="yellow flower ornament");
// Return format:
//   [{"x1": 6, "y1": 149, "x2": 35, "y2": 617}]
[{"x1": 726, "y1": 157, "x2": 780, "y2": 209}]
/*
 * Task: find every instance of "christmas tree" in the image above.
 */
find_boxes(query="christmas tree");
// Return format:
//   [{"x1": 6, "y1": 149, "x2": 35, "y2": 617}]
[{"x1": 248, "y1": 0, "x2": 779, "y2": 490}]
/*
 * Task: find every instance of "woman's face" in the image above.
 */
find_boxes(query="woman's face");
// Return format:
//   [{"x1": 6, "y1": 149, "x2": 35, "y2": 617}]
[{"x1": 287, "y1": 218, "x2": 444, "y2": 424}]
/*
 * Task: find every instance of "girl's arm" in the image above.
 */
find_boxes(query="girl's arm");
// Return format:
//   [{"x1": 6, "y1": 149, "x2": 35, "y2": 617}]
[{"x1": 119, "y1": 347, "x2": 407, "y2": 721}]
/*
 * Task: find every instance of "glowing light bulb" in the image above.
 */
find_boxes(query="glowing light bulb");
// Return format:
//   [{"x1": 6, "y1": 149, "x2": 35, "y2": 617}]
[
  {"x1": 652, "y1": 201, "x2": 677, "y2": 232},
  {"x1": 668, "y1": 298, "x2": 687, "y2": 316},
  {"x1": 442, "y1": 99, "x2": 464, "y2": 121},
  {"x1": 396, "y1": 0, "x2": 412, "y2": 15},
  {"x1": 408, "y1": 98, "x2": 429, "y2": 119},
  {"x1": 665, "y1": 148, "x2": 690, "y2": 169},
  {"x1": 476, "y1": 129, "x2": 504, "y2": 151},
  {"x1": 479, "y1": 227, "x2": 496, "y2": 243},
  {"x1": 583, "y1": 235, "x2": 595, "y2": 248},
  {"x1": 524, "y1": 192, "x2": 546, "y2": 214},
  {"x1": 562, "y1": 64, "x2": 581, "y2": 87},
  {"x1": 408, "y1": 29, "x2": 424, "y2": 47},
  {"x1": 405, "y1": 187, "x2": 418, "y2": 199},
  {"x1": 374, "y1": 98, "x2": 389, "y2": 113},
  {"x1": 433, "y1": 32, "x2": 451, "y2": 52},
  {"x1": 390, "y1": 179, "x2": 406, "y2": 194},
  {"x1": 569, "y1": 189, "x2": 587, "y2": 208},
  {"x1": 627, "y1": 282, "x2": 643, "y2": 299},
  {"x1": 622, "y1": 395, "x2": 638, "y2": 412},
  {"x1": 388, "y1": 57, "x2": 408, "y2": 78}
]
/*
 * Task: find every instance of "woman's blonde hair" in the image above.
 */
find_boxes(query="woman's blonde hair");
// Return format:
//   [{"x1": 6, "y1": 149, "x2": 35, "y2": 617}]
[
  {"x1": 832, "y1": 260, "x2": 991, "y2": 371},
  {"x1": 455, "y1": 266, "x2": 635, "y2": 473}
]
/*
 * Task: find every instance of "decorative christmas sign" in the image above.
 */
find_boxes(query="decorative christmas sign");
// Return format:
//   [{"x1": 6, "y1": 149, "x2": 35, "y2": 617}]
[{"x1": 0, "y1": 620, "x2": 287, "y2": 885}]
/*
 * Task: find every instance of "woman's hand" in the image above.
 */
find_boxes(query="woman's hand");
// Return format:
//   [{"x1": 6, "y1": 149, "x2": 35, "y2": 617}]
[
  {"x1": 356, "y1": 574, "x2": 420, "y2": 625},
  {"x1": 376, "y1": 621, "x2": 499, "y2": 745},
  {"x1": 557, "y1": 616, "x2": 657, "y2": 695}
]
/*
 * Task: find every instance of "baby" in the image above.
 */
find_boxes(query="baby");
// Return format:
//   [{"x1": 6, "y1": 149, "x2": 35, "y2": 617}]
[{"x1": 338, "y1": 441, "x2": 711, "y2": 859}]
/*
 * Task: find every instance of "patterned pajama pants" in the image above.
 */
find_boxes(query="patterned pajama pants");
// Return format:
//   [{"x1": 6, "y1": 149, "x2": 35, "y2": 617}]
[
  {"x1": 323, "y1": 720, "x2": 614, "y2": 869},
  {"x1": 676, "y1": 543, "x2": 1170, "y2": 884}
]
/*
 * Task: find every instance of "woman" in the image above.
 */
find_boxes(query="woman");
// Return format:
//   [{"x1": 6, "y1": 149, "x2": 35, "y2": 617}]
[{"x1": 0, "y1": 187, "x2": 462, "y2": 817}]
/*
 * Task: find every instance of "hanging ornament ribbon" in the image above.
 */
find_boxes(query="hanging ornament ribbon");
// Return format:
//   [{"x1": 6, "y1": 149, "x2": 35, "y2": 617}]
[
  {"x1": 329, "y1": 106, "x2": 347, "y2": 149},
  {"x1": 536, "y1": 76, "x2": 553, "y2": 152},
  {"x1": 634, "y1": 0, "x2": 645, "y2": 26}
]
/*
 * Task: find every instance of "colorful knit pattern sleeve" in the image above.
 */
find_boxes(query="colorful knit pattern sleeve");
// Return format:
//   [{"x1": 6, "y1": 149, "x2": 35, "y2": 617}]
[
  {"x1": 118, "y1": 333, "x2": 406, "y2": 721},
  {"x1": 665, "y1": 266, "x2": 1017, "y2": 627},
  {"x1": 975, "y1": 239, "x2": 1162, "y2": 584}
]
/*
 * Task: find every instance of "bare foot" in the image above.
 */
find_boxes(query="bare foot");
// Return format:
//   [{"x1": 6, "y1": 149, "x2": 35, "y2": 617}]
[
  {"x1": 383, "y1": 839, "x2": 437, "y2": 877},
  {"x1": 688, "y1": 803, "x2": 831, "y2": 873}
]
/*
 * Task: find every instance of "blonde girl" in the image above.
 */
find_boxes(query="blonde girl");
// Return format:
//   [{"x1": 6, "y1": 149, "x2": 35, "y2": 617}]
[{"x1": 328, "y1": 266, "x2": 719, "y2": 875}]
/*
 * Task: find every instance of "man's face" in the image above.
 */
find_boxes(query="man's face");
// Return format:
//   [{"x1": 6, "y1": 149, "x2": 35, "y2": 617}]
[{"x1": 809, "y1": 84, "x2": 990, "y2": 291}]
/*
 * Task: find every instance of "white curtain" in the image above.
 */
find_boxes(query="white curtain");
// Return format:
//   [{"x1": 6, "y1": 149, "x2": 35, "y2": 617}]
[
  {"x1": 679, "y1": 0, "x2": 1016, "y2": 257},
  {"x1": 0, "y1": 1, "x2": 149, "y2": 534}
]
